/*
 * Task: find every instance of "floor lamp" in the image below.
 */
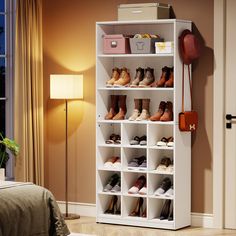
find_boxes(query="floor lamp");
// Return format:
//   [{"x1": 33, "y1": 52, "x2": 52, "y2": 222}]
[{"x1": 50, "y1": 74, "x2": 83, "y2": 220}]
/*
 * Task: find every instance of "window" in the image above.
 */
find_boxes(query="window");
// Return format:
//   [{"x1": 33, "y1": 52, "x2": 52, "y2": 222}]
[{"x1": 0, "y1": 0, "x2": 14, "y2": 178}]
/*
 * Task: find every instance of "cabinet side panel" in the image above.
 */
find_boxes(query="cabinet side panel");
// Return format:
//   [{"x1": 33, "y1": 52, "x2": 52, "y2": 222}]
[{"x1": 174, "y1": 21, "x2": 192, "y2": 229}]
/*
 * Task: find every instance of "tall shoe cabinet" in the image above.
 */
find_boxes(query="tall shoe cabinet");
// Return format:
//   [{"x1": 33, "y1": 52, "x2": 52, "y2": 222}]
[{"x1": 96, "y1": 19, "x2": 192, "y2": 230}]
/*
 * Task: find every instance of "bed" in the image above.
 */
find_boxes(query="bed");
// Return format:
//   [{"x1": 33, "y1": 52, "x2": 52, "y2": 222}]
[{"x1": 0, "y1": 181, "x2": 70, "y2": 236}]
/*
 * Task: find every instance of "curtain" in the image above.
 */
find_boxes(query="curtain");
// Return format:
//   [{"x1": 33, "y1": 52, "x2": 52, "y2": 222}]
[{"x1": 14, "y1": 0, "x2": 44, "y2": 185}]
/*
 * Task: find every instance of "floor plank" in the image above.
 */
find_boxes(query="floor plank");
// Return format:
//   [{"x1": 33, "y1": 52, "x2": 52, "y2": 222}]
[{"x1": 66, "y1": 217, "x2": 236, "y2": 236}]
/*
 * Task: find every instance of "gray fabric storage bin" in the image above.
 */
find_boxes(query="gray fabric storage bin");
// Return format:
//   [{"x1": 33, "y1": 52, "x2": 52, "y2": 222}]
[
  {"x1": 118, "y1": 3, "x2": 170, "y2": 21},
  {"x1": 129, "y1": 38, "x2": 164, "y2": 54}
]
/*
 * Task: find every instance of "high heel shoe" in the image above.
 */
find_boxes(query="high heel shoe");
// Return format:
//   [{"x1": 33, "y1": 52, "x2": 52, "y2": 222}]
[
  {"x1": 159, "y1": 200, "x2": 171, "y2": 220},
  {"x1": 129, "y1": 197, "x2": 144, "y2": 217},
  {"x1": 168, "y1": 203, "x2": 173, "y2": 221},
  {"x1": 142, "y1": 208, "x2": 147, "y2": 218},
  {"x1": 105, "y1": 195, "x2": 118, "y2": 214}
]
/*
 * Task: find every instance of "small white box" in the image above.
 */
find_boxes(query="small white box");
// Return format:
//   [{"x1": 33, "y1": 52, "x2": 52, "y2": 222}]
[{"x1": 155, "y1": 41, "x2": 174, "y2": 54}]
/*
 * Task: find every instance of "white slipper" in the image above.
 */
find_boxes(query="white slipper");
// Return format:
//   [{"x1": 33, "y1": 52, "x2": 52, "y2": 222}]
[
  {"x1": 128, "y1": 186, "x2": 139, "y2": 194},
  {"x1": 139, "y1": 186, "x2": 147, "y2": 195},
  {"x1": 165, "y1": 187, "x2": 174, "y2": 197},
  {"x1": 154, "y1": 187, "x2": 165, "y2": 196}
]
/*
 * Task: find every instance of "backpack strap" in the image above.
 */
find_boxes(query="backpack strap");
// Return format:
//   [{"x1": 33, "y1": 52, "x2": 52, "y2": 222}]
[{"x1": 182, "y1": 62, "x2": 193, "y2": 112}]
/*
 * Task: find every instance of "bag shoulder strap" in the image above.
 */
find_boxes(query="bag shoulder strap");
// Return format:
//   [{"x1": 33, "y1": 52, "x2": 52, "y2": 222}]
[{"x1": 182, "y1": 63, "x2": 193, "y2": 112}]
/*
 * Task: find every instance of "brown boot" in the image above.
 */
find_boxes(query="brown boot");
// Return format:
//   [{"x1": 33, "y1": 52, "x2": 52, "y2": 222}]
[
  {"x1": 150, "y1": 101, "x2": 166, "y2": 121},
  {"x1": 130, "y1": 67, "x2": 144, "y2": 87},
  {"x1": 129, "y1": 99, "x2": 142, "y2": 121},
  {"x1": 105, "y1": 95, "x2": 119, "y2": 120},
  {"x1": 139, "y1": 67, "x2": 155, "y2": 87},
  {"x1": 156, "y1": 66, "x2": 170, "y2": 87},
  {"x1": 165, "y1": 67, "x2": 174, "y2": 87},
  {"x1": 106, "y1": 67, "x2": 120, "y2": 87},
  {"x1": 113, "y1": 95, "x2": 127, "y2": 120},
  {"x1": 114, "y1": 67, "x2": 131, "y2": 87},
  {"x1": 160, "y1": 101, "x2": 173, "y2": 121},
  {"x1": 136, "y1": 99, "x2": 150, "y2": 121}
]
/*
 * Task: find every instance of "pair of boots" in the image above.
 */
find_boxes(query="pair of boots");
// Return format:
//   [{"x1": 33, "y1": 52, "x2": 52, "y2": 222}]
[
  {"x1": 130, "y1": 67, "x2": 155, "y2": 87},
  {"x1": 129, "y1": 99, "x2": 150, "y2": 121},
  {"x1": 106, "y1": 67, "x2": 131, "y2": 87},
  {"x1": 155, "y1": 66, "x2": 174, "y2": 87},
  {"x1": 150, "y1": 101, "x2": 173, "y2": 122},
  {"x1": 105, "y1": 95, "x2": 126, "y2": 120}
]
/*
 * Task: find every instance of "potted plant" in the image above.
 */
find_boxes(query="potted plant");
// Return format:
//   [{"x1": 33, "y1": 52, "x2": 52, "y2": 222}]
[{"x1": 0, "y1": 133, "x2": 19, "y2": 180}]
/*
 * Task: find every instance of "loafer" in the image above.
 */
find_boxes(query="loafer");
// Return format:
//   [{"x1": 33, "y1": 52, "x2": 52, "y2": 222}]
[
  {"x1": 128, "y1": 156, "x2": 146, "y2": 169},
  {"x1": 111, "y1": 180, "x2": 121, "y2": 193},
  {"x1": 154, "y1": 177, "x2": 172, "y2": 195},
  {"x1": 165, "y1": 186, "x2": 174, "y2": 197},
  {"x1": 103, "y1": 174, "x2": 120, "y2": 192},
  {"x1": 128, "y1": 175, "x2": 146, "y2": 194},
  {"x1": 139, "y1": 185, "x2": 147, "y2": 195},
  {"x1": 104, "y1": 156, "x2": 119, "y2": 168}
]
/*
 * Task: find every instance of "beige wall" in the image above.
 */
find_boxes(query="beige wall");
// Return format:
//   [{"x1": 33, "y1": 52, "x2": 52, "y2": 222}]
[{"x1": 43, "y1": 0, "x2": 213, "y2": 213}]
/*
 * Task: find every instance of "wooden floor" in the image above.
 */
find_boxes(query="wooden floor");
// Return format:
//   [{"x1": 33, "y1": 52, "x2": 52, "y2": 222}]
[{"x1": 66, "y1": 217, "x2": 236, "y2": 236}]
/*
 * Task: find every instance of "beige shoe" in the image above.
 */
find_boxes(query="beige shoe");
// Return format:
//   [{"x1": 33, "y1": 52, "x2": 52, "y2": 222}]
[
  {"x1": 106, "y1": 67, "x2": 120, "y2": 87},
  {"x1": 129, "y1": 99, "x2": 142, "y2": 121},
  {"x1": 113, "y1": 67, "x2": 131, "y2": 87},
  {"x1": 129, "y1": 109, "x2": 140, "y2": 121},
  {"x1": 136, "y1": 109, "x2": 150, "y2": 121},
  {"x1": 136, "y1": 99, "x2": 150, "y2": 121}
]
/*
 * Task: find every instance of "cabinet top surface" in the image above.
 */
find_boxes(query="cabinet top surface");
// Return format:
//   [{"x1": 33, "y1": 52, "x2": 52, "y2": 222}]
[{"x1": 96, "y1": 19, "x2": 192, "y2": 25}]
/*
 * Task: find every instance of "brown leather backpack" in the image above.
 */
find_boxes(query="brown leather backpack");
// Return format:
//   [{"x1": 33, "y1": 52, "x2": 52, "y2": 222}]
[{"x1": 178, "y1": 29, "x2": 200, "y2": 132}]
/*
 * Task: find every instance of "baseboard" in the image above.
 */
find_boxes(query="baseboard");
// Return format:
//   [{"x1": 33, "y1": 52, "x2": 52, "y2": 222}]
[{"x1": 57, "y1": 201, "x2": 213, "y2": 228}]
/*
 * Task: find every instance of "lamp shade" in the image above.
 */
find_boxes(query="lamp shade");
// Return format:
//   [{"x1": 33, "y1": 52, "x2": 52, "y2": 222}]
[{"x1": 50, "y1": 74, "x2": 83, "y2": 99}]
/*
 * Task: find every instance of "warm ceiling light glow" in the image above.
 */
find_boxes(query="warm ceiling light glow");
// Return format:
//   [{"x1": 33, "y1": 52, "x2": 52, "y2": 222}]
[{"x1": 50, "y1": 74, "x2": 83, "y2": 99}]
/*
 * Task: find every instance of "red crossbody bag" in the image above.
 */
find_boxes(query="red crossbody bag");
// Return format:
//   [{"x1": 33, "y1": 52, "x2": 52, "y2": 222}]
[{"x1": 179, "y1": 63, "x2": 198, "y2": 132}]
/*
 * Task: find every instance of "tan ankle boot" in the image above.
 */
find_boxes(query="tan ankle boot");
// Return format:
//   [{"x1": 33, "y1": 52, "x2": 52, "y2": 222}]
[
  {"x1": 150, "y1": 101, "x2": 166, "y2": 121},
  {"x1": 129, "y1": 99, "x2": 142, "y2": 121},
  {"x1": 136, "y1": 99, "x2": 150, "y2": 121},
  {"x1": 114, "y1": 67, "x2": 131, "y2": 87},
  {"x1": 105, "y1": 95, "x2": 119, "y2": 120},
  {"x1": 106, "y1": 67, "x2": 120, "y2": 87},
  {"x1": 113, "y1": 95, "x2": 127, "y2": 120},
  {"x1": 139, "y1": 68, "x2": 155, "y2": 87},
  {"x1": 160, "y1": 101, "x2": 173, "y2": 121},
  {"x1": 165, "y1": 67, "x2": 174, "y2": 87},
  {"x1": 130, "y1": 67, "x2": 144, "y2": 87}
]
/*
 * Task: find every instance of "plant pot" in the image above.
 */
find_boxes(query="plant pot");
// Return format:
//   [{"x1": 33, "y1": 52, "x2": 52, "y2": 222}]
[{"x1": 0, "y1": 168, "x2": 5, "y2": 181}]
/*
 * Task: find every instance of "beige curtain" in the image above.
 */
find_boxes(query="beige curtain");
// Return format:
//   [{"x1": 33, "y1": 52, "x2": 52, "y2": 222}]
[{"x1": 14, "y1": 0, "x2": 44, "y2": 185}]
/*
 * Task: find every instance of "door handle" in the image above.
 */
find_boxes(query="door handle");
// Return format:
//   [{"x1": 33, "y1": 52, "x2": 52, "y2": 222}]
[{"x1": 226, "y1": 114, "x2": 236, "y2": 129}]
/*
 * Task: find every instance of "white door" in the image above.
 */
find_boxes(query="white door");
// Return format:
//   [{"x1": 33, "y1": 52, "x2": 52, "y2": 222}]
[{"x1": 225, "y1": 0, "x2": 236, "y2": 229}]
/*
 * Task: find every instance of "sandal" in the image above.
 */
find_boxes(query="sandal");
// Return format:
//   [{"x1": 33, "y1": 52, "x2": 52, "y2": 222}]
[
  {"x1": 105, "y1": 134, "x2": 121, "y2": 145},
  {"x1": 156, "y1": 137, "x2": 168, "y2": 146},
  {"x1": 130, "y1": 136, "x2": 140, "y2": 145},
  {"x1": 167, "y1": 137, "x2": 174, "y2": 147},
  {"x1": 156, "y1": 157, "x2": 171, "y2": 172},
  {"x1": 128, "y1": 156, "x2": 146, "y2": 169},
  {"x1": 139, "y1": 135, "x2": 147, "y2": 146}
]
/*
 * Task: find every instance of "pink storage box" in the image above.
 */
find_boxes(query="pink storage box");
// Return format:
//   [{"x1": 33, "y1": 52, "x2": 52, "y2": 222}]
[{"x1": 103, "y1": 34, "x2": 130, "y2": 54}]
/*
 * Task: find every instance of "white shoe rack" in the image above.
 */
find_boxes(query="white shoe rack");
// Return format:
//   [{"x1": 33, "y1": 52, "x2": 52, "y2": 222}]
[{"x1": 96, "y1": 19, "x2": 192, "y2": 230}]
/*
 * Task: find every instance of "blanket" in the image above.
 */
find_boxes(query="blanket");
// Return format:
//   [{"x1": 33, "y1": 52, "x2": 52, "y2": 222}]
[{"x1": 0, "y1": 181, "x2": 70, "y2": 236}]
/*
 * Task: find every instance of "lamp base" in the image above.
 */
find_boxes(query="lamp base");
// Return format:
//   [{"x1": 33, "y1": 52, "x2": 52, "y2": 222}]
[{"x1": 63, "y1": 213, "x2": 80, "y2": 220}]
